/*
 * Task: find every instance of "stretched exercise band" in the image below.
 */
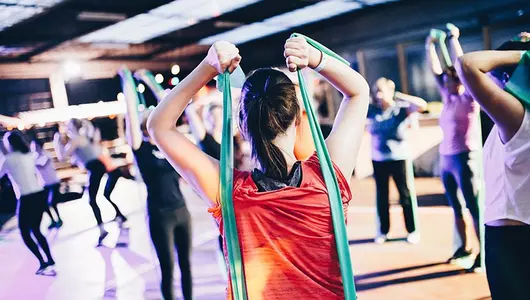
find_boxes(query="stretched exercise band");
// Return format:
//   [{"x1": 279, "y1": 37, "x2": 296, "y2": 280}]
[
  {"x1": 219, "y1": 70, "x2": 248, "y2": 300},
  {"x1": 292, "y1": 32, "x2": 357, "y2": 300},
  {"x1": 430, "y1": 29, "x2": 452, "y2": 68}
]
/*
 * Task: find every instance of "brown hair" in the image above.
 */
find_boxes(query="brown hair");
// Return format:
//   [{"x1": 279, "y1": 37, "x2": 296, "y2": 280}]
[{"x1": 239, "y1": 68, "x2": 300, "y2": 179}]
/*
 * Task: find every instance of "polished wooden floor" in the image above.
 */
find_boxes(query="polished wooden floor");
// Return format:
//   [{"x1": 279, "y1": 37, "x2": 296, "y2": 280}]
[{"x1": 0, "y1": 177, "x2": 490, "y2": 300}]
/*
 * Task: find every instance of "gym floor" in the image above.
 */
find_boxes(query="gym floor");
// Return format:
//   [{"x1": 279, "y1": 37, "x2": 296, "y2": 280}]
[{"x1": 0, "y1": 177, "x2": 490, "y2": 300}]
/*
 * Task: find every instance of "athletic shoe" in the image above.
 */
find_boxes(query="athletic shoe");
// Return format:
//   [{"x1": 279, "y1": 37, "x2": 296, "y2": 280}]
[
  {"x1": 407, "y1": 232, "x2": 421, "y2": 244},
  {"x1": 98, "y1": 230, "x2": 109, "y2": 246},
  {"x1": 374, "y1": 234, "x2": 388, "y2": 245},
  {"x1": 114, "y1": 215, "x2": 128, "y2": 227},
  {"x1": 55, "y1": 220, "x2": 63, "y2": 228},
  {"x1": 447, "y1": 246, "x2": 472, "y2": 263},
  {"x1": 35, "y1": 264, "x2": 47, "y2": 275},
  {"x1": 48, "y1": 221, "x2": 58, "y2": 230},
  {"x1": 467, "y1": 253, "x2": 483, "y2": 273}
]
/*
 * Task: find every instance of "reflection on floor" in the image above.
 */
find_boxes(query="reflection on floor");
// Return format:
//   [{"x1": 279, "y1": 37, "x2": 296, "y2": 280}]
[{"x1": 0, "y1": 177, "x2": 490, "y2": 300}]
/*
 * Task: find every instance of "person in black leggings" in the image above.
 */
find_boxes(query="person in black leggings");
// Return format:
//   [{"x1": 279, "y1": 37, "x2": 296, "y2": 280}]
[
  {"x1": 54, "y1": 120, "x2": 127, "y2": 244},
  {"x1": 0, "y1": 131, "x2": 55, "y2": 274},
  {"x1": 120, "y1": 67, "x2": 192, "y2": 300}
]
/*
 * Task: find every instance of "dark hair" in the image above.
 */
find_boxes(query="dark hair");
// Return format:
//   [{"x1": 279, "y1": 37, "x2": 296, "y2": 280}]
[
  {"x1": 443, "y1": 66, "x2": 460, "y2": 82},
  {"x1": 239, "y1": 68, "x2": 300, "y2": 179},
  {"x1": 5, "y1": 131, "x2": 30, "y2": 154},
  {"x1": 490, "y1": 38, "x2": 530, "y2": 83},
  {"x1": 27, "y1": 128, "x2": 44, "y2": 150}
]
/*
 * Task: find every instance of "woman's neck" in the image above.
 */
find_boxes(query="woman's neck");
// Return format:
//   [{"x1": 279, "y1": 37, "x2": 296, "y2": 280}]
[{"x1": 258, "y1": 129, "x2": 298, "y2": 174}]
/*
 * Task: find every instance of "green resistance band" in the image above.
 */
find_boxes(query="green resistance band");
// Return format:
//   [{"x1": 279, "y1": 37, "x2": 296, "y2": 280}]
[
  {"x1": 291, "y1": 32, "x2": 357, "y2": 300},
  {"x1": 219, "y1": 70, "x2": 248, "y2": 300},
  {"x1": 430, "y1": 29, "x2": 452, "y2": 68},
  {"x1": 118, "y1": 68, "x2": 144, "y2": 115},
  {"x1": 504, "y1": 51, "x2": 530, "y2": 109}
]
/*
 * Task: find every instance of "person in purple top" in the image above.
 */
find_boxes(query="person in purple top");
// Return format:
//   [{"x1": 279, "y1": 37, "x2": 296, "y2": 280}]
[{"x1": 426, "y1": 24, "x2": 481, "y2": 270}]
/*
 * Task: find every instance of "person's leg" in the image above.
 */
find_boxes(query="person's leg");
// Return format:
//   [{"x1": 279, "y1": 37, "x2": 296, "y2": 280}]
[
  {"x1": 389, "y1": 160, "x2": 416, "y2": 233},
  {"x1": 86, "y1": 161, "x2": 108, "y2": 242},
  {"x1": 50, "y1": 184, "x2": 63, "y2": 224},
  {"x1": 373, "y1": 161, "x2": 391, "y2": 237},
  {"x1": 174, "y1": 208, "x2": 193, "y2": 300},
  {"x1": 18, "y1": 199, "x2": 46, "y2": 269},
  {"x1": 149, "y1": 213, "x2": 176, "y2": 300},
  {"x1": 441, "y1": 155, "x2": 467, "y2": 252},
  {"x1": 485, "y1": 225, "x2": 530, "y2": 300},
  {"x1": 455, "y1": 152, "x2": 481, "y2": 246},
  {"x1": 103, "y1": 169, "x2": 126, "y2": 220},
  {"x1": 30, "y1": 191, "x2": 55, "y2": 265}
]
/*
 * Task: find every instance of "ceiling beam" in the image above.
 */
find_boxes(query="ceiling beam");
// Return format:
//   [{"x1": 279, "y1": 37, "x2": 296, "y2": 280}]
[{"x1": 0, "y1": 59, "x2": 193, "y2": 80}]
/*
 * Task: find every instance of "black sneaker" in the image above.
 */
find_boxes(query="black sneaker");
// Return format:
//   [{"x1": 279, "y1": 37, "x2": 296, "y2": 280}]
[
  {"x1": 97, "y1": 231, "x2": 109, "y2": 246},
  {"x1": 48, "y1": 221, "x2": 58, "y2": 230},
  {"x1": 447, "y1": 246, "x2": 472, "y2": 263},
  {"x1": 35, "y1": 264, "x2": 47, "y2": 275},
  {"x1": 55, "y1": 220, "x2": 63, "y2": 228},
  {"x1": 467, "y1": 253, "x2": 483, "y2": 272}
]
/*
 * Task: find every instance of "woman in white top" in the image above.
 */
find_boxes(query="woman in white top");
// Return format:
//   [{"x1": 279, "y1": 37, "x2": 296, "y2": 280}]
[
  {"x1": 455, "y1": 33, "x2": 530, "y2": 299},
  {"x1": 0, "y1": 131, "x2": 55, "y2": 274},
  {"x1": 28, "y1": 129, "x2": 63, "y2": 229}
]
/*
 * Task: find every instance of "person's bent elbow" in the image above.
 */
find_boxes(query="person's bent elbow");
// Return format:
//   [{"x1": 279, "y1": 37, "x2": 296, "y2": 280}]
[{"x1": 455, "y1": 54, "x2": 475, "y2": 79}]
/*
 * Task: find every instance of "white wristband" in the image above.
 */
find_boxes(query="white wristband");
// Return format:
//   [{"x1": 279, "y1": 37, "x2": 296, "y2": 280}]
[{"x1": 313, "y1": 52, "x2": 328, "y2": 73}]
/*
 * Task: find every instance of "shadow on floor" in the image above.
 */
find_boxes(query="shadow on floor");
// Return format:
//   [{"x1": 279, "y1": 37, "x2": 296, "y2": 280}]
[
  {"x1": 417, "y1": 193, "x2": 448, "y2": 207},
  {"x1": 355, "y1": 269, "x2": 467, "y2": 291},
  {"x1": 355, "y1": 262, "x2": 446, "y2": 280},
  {"x1": 348, "y1": 237, "x2": 407, "y2": 245}
]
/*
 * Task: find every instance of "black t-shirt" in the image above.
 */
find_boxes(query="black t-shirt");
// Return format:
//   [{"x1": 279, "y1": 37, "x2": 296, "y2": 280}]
[
  {"x1": 251, "y1": 162, "x2": 303, "y2": 192},
  {"x1": 199, "y1": 133, "x2": 221, "y2": 160},
  {"x1": 133, "y1": 141, "x2": 185, "y2": 213}
]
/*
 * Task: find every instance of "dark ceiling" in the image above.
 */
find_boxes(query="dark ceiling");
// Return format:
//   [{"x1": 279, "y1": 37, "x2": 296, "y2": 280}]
[{"x1": 0, "y1": 0, "x2": 404, "y2": 72}]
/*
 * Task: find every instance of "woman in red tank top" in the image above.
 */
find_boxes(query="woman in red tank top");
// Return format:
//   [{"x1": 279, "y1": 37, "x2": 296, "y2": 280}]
[{"x1": 148, "y1": 36, "x2": 370, "y2": 299}]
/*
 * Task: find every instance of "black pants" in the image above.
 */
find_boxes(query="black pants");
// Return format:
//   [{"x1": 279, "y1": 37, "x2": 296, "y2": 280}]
[
  {"x1": 44, "y1": 183, "x2": 62, "y2": 223},
  {"x1": 149, "y1": 207, "x2": 192, "y2": 300},
  {"x1": 440, "y1": 152, "x2": 479, "y2": 220},
  {"x1": 85, "y1": 160, "x2": 125, "y2": 225},
  {"x1": 485, "y1": 225, "x2": 530, "y2": 300},
  {"x1": 373, "y1": 160, "x2": 416, "y2": 235},
  {"x1": 18, "y1": 190, "x2": 54, "y2": 265}
]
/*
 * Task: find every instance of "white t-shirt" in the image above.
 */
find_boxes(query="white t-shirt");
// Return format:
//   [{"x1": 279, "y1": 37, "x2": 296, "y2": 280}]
[
  {"x1": 35, "y1": 151, "x2": 60, "y2": 186},
  {"x1": 0, "y1": 152, "x2": 43, "y2": 198},
  {"x1": 483, "y1": 108, "x2": 530, "y2": 225}
]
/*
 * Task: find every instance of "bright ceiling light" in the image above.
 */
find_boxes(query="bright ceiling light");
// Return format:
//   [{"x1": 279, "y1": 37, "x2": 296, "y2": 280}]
[
  {"x1": 170, "y1": 77, "x2": 180, "y2": 86},
  {"x1": 78, "y1": 0, "x2": 262, "y2": 44},
  {"x1": 155, "y1": 73, "x2": 164, "y2": 83},
  {"x1": 171, "y1": 64, "x2": 180, "y2": 75},
  {"x1": 117, "y1": 92, "x2": 125, "y2": 102},
  {"x1": 137, "y1": 83, "x2": 145, "y2": 93},
  {"x1": 62, "y1": 60, "x2": 81, "y2": 79},
  {"x1": 200, "y1": 0, "x2": 372, "y2": 45}
]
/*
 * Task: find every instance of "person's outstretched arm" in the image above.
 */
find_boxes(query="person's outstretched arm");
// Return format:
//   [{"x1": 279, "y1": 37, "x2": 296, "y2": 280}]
[
  {"x1": 147, "y1": 42, "x2": 241, "y2": 205},
  {"x1": 118, "y1": 67, "x2": 143, "y2": 151},
  {"x1": 426, "y1": 35, "x2": 444, "y2": 76},
  {"x1": 184, "y1": 102, "x2": 207, "y2": 142},
  {"x1": 395, "y1": 92, "x2": 428, "y2": 113},
  {"x1": 456, "y1": 50, "x2": 525, "y2": 143},
  {"x1": 284, "y1": 36, "x2": 370, "y2": 177},
  {"x1": 447, "y1": 23, "x2": 464, "y2": 63}
]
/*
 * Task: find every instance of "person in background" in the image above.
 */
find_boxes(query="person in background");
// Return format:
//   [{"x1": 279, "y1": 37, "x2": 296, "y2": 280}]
[
  {"x1": 54, "y1": 119, "x2": 127, "y2": 245},
  {"x1": 455, "y1": 32, "x2": 530, "y2": 300},
  {"x1": 426, "y1": 24, "x2": 482, "y2": 268},
  {"x1": 120, "y1": 67, "x2": 193, "y2": 300},
  {"x1": 28, "y1": 129, "x2": 63, "y2": 229},
  {"x1": 0, "y1": 131, "x2": 55, "y2": 274},
  {"x1": 369, "y1": 77, "x2": 427, "y2": 245}
]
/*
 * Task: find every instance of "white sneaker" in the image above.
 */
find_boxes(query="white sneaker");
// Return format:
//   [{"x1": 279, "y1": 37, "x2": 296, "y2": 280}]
[
  {"x1": 407, "y1": 232, "x2": 420, "y2": 244},
  {"x1": 374, "y1": 234, "x2": 388, "y2": 244}
]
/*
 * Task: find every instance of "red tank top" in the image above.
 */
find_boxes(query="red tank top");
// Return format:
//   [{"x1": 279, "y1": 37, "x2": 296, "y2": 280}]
[{"x1": 208, "y1": 153, "x2": 352, "y2": 300}]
